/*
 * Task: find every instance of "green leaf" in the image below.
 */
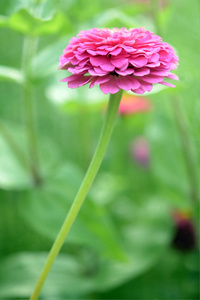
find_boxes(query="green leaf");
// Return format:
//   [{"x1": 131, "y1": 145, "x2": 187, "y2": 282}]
[
  {"x1": 46, "y1": 82, "x2": 106, "y2": 111},
  {"x1": 0, "y1": 122, "x2": 61, "y2": 190},
  {"x1": 100, "y1": 251, "x2": 199, "y2": 300},
  {"x1": 0, "y1": 15, "x2": 9, "y2": 27},
  {"x1": 19, "y1": 163, "x2": 127, "y2": 262},
  {"x1": 0, "y1": 133, "x2": 31, "y2": 190},
  {"x1": 94, "y1": 9, "x2": 140, "y2": 28},
  {"x1": 9, "y1": 9, "x2": 71, "y2": 36},
  {"x1": 0, "y1": 65, "x2": 23, "y2": 84},
  {"x1": 9, "y1": 9, "x2": 38, "y2": 35},
  {"x1": 92, "y1": 196, "x2": 173, "y2": 291},
  {"x1": 32, "y1": 37, "x2": 68, "y2": 79},
  {"x1": 89, "y1": 172, "x2": 126, "y2": 206},
  {"x1": 34, "y1": 11, "x2": 71, "y2": 36},
  {"x1": 2, "y1": 196, "x2": 173, "y2": 297},
  {"x1": 0, "y1": 253, "x2": 94, "y2": 298},
  {"x1": 19, "y1": 160, "x2": 173, "y2": 290}
]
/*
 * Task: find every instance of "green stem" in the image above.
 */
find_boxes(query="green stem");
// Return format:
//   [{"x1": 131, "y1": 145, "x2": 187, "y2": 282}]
[
  {"x1": 0, "y1": 118, "x2": 29, "y2": 169},
  {"x1": 30, "y1": 90, "x2": 123, "y2": 300},
  {"x1": 22, "y1": 36, "x2": 42, "y2": 185},
  {"x1": 172, "y1": 97, "x2": 199, "y2": 202}
]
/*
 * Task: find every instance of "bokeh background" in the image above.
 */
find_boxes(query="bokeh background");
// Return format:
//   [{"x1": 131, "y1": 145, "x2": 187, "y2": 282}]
[{"x1": 0, "y1": 0, "x2": 199, "y2": 299}]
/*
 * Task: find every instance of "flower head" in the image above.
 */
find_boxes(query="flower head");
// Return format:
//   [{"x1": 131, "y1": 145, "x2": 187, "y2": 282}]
[{"x1": 59, "y1": 27, "x2": 179, "y2": 94}]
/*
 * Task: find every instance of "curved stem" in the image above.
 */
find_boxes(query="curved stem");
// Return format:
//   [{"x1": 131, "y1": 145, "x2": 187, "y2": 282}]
[
  {"x1": 172, "y1": 97, "x2": 199, "y2": 203},
  {"x1": 22, "y1": 36, "x2": 42, "y2": 185},
  {"x1": 30, "y1": 90, "x2": 123, "y2": 300}
]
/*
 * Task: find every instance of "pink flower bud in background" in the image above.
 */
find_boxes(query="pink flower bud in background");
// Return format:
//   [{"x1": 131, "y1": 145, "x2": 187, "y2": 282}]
[
  {"x1": 122, "y1": 0, "x2": 168, "y2": 10},
  {"x1": 172, "y1": 211, "x2": 196, "y2": 252},
  {"x1": 118, "y1": 94, "x2": 152, "y2": 115},
  {"x1": 130, "y1": 137, "x2": 150, "y2": 167}
]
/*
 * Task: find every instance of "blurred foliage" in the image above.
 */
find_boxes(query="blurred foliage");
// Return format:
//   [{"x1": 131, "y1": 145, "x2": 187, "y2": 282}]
[{"x1": 0, "y1": 0, "x2": 199, "y2": 299}]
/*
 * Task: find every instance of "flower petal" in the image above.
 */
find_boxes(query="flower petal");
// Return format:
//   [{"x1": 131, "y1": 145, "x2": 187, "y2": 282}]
[
  {"x1": 129, "y1": 56, "x2": 147, "y2": 67},
  {"x1": 90, "y1": 56, "x2": 109, "y2": 66},
  {"x1": 116, "y1": 76, "x2": 134, "y2": 91},
  {"x1": 150, "y1": 69, "x2": 170, "y2": 76},
  {"x1": 100, "y1": 63, "x2": 115, "y2": 72},
  {"x1": 61, "y1": 74, "x2": 82, "y2": 82},
  {"x1": 116, "y1": 76, "x2": 140, "y2": 90},
  {"x1": 132, "y1": 88, "x2": 145, "y2": 94},
  {"x1": 100, "y1": 76, "x2": 120, "y2": 94},
  {"x1": 134, "y1": 67, "x2": 150, "y2": 76},
  {"x1": 89, "y1": 67, "x2": 108, "y2": 76},
  {"x1": 166, "y1": 73, "x2": 179, "y2": 80},
  {"x1": 111, "y1": 57, "x2": 128, "y2": 68},
  {"x1": 139, "y1": 81, "x2": 153, "y2": 92},
  {"x1": 115, "y1": 68, "x2": 134, "y2": 76},
  {"x1": 160, "y1": 81, "x2": 176, "y2": 88},
  {"x1": 68, "y1": 76, "x2": 92, "y2": 88},
  {"x1": 129, "y1": 77, "x2": 141, "y2": 89},
  {"x1": 90, "y1": 75, "x2": 111, "y2": 88},
  {"x1": 110, "y1": 47, "x2": 122, "y2": 56},
  {"x1": 141, "y1": 75, "x2": 163, "y2": 83}
]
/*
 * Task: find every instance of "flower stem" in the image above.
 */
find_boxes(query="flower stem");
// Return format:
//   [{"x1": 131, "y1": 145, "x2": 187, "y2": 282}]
[
  {"x1": 30, "y1": 90, "x2": 123, "y2": 300},
  {"x1": 0, "y1": 118, "x2": 29, "y2": 169},
  {"x1": 22, "y1": 36, "x2": 42, "y2": 186},
  {"x1": 172, "y1": 97, "x2": 199, "y2": 203}
]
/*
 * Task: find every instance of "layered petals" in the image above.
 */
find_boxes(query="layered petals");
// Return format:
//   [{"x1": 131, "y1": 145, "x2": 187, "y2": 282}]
[
  {"x1": 117, "y1": 76, "x2": 140, "y2": 91},
  {"x1": 59, "y1": 27, "x2": 179, "y2": 95}
]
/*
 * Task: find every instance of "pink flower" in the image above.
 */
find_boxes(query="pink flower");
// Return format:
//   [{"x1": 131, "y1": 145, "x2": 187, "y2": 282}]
[
  {"x1": 59, "y1": 27, "x2": 179, "y2": 94},
  {"x1": 130, "y1": 137, "x2": 150, "y2": 167},
  {"x1": 118, "y1": 94, "x2": 152, "y2": 115},
  {"x1": 126, "y1": 0, "x2": 168, "y2": 9}
]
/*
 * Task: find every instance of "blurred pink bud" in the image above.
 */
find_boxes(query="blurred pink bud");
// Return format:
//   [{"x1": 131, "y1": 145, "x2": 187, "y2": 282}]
[
  {"x1": 118, "y1": 94, "x2": 152, "y2": 115},
  {"x1": 130, "y1": 137, "x2": 150, "y2": 167},
  {"x1": 122, "y1": 0, "x2": 168, "y2": 10},
  {"x1": 172, "y1": 211, "x2": 196, "y2": 252}
]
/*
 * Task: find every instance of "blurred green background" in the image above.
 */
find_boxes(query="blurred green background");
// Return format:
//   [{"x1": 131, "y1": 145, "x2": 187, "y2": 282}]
[{"x1": 0, "y1": 0, "x2": 199, "y2": 299}]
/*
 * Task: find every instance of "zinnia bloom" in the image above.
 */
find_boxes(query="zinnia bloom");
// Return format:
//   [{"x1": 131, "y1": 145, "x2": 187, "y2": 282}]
[{"x1": 59, "y1": 27, "x2": 179, "y2": 94}]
